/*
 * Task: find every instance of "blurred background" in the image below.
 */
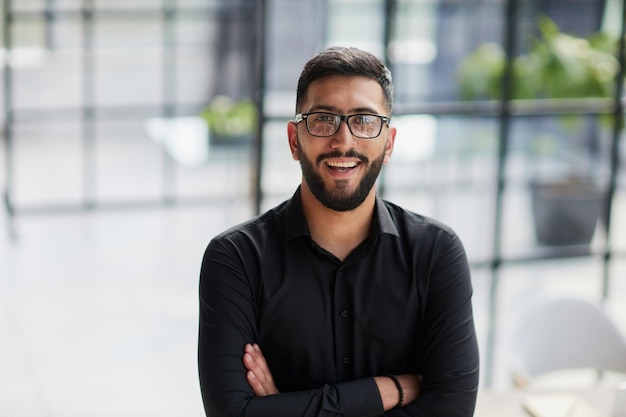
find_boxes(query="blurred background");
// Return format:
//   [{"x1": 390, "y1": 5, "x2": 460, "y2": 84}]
[{"x1": 0, "y1": 0, "x2": 625, "y2": 416}]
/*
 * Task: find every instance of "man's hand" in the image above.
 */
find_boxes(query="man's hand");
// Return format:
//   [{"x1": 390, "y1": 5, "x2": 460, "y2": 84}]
[{"x1": 243, "y1": 343, "x2": 279, "y2": 396}]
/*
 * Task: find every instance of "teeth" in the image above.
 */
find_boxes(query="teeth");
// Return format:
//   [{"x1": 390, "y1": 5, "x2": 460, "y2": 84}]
[{"x1": 327, "y1": 161, "x2": 357, "y2": 168}]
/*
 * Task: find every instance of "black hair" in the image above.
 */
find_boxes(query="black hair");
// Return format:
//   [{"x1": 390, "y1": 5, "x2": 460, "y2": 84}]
[{"x1": 295, "y1": 46, "x2": 393, "y2": 115}]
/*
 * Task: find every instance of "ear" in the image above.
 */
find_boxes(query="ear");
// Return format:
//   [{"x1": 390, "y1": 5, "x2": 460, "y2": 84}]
[
  {"x1": 383, "y1": 125, "x2": 396, "y2": 165},
  {"x1": 287, "y1": 121, "x2": 300, "y2": 161}
]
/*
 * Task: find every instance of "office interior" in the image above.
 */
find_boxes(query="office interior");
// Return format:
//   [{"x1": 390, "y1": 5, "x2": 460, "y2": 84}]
[{"x1": 1, "y1": 0, "x2": 625, "y2": 416}]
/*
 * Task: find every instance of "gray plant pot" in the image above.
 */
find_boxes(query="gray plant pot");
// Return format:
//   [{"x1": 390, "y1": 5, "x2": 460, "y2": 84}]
[{"x1": 531, "y1": 181, "x2": 606, "y2": 246}]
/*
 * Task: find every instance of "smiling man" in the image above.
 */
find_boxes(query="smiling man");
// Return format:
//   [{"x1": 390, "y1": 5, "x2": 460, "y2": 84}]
[{"x1": 198, "y1": 47, "x2": 479, "y2": 417}]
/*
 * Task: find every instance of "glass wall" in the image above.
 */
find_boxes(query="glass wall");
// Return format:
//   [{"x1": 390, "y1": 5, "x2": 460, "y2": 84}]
[{"x1": 2, "y1": 0, "x2": 624, "y2": 389}]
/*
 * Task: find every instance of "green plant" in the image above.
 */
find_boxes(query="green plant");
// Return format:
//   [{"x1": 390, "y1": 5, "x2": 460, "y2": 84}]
[
  {"x1": 200, "y1": 95, "x2": 258, "y2": 138},
  {"x1": 457, "y1": 17, "x2": 619, "y2": 101},
  {"x1": 457, "y1": 16, "x2": 619, "y2": 170}
]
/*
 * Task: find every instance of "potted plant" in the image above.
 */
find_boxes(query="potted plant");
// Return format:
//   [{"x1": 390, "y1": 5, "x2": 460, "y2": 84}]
[
  {"x1": 457, "y1": 17, "x2": 618, "y2": 246},
  {"x1": 200, "y1": 95, "x2": 258, "y2": 146}
]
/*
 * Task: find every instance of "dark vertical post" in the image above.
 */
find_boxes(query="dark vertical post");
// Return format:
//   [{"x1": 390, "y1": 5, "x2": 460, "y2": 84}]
[
  {"x1": 45, "y1": 0, "x2": 54, "y2": 50},
  {"x1": 485, "y1": 0, "x2": 517, "y2": 388},
  {"x1": 252, "y1": 0, "x2": 266, "y2": 215},
  {"x1": 82, "y1": 0, "x2": 95, "y2": 209},
  {"x1": 383, "y1": 0, "x2": 396, "y2": 91},
  {"x1": 379, "y1": 0, "x2": 397, "y2": 198},
  {"x1": 162, "y1": 0, "x2": 177, "y2": 204},
  {"x1": 3, "y1": 0, "x2": 16, "y2": 240},
  {"x1": 601, "y1": 0, "x2": 626, "y2": 302}
]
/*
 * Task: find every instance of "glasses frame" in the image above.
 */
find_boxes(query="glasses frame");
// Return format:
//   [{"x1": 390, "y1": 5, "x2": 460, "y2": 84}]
[{"x1": 294, "y1": 112, "x2": 390, "y2": 139}]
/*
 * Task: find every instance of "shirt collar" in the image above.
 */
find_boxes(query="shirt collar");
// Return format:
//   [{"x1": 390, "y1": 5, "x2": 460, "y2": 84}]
[
  {"x1": 283, "y1": 187, "x2": 400, "y2": 242},
  {"x1": 284, "y1": 187, "x2": 311, "y2": 242},
  {"x1": 373, "y1": 194, "x2": 400, "y2": 238}
]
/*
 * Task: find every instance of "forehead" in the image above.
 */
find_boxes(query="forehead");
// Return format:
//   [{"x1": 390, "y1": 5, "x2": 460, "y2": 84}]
[{"x1": 301, "y1": 75, "x2": 387, "y2": 114}]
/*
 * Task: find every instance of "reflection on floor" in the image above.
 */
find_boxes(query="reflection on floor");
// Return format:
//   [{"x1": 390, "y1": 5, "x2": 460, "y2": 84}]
[{"x1": 1, "y1": 204, "x2": 252, "y2": 417}]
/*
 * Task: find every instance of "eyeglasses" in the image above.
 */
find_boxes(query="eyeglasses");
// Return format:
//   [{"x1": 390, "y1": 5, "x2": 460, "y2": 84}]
[{"x1": 294, "y1": 112, "x2": 390, "y2": 139}]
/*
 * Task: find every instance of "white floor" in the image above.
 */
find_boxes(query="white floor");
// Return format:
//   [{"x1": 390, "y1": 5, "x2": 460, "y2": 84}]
[{"x1": 1, "y1": 204, "x2": 254, "y2": 417}]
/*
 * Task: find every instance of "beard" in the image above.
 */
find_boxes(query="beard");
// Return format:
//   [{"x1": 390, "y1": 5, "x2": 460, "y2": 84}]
[{"x1": 297, "y1": 139, "x2": 386, "y2": 212}]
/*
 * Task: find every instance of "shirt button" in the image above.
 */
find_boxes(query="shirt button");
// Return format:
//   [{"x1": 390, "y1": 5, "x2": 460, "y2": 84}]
[
  {"x1": 343, "y1": 357, "x2": 350, "y2": 364},
  {"x1": 340, "y1": 310, "x2": 348, "y2": 318}
]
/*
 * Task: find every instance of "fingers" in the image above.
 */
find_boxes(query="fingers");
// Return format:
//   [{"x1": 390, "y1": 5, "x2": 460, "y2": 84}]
[
  {"x1": 246, "y1": 369, "x2": 269, "y2": 396},
  {"x1": 243, "y1": 343, "x2": 279, "y2": 396}
]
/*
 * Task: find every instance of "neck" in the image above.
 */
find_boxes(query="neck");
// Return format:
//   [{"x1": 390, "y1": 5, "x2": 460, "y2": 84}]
[{"x1": 300, "y1": 182, "x2": 376, "y2": 262}]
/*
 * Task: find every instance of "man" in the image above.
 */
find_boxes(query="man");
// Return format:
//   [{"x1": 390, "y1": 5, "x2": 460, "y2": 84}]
[{"x1": 198, "y1": 46, "x2": 479, "y2": 417}]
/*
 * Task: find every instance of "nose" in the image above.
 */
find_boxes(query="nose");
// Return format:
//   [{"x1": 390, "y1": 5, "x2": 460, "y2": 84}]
[{"x1": 330, "y1": 119, "x2": 357, "y2": 149}]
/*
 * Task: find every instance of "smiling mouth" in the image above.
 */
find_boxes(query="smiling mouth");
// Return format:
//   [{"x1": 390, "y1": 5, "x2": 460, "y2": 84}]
[{"x1": 326, "y1": 160, "x2": 359, "y2": 172}]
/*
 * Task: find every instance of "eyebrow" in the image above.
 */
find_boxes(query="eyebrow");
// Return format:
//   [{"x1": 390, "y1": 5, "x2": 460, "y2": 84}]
[{"x1": 307, "y1": 105, "x2": 382, "y2": 115}]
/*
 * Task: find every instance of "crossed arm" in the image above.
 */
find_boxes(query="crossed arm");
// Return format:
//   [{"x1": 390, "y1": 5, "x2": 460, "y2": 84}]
[
  {"x1": 242, "y1": 343, "x2": 422, "y2": 411},
  {"x1": 199, "y1": 230, "x2": 480, "y2": 417}
]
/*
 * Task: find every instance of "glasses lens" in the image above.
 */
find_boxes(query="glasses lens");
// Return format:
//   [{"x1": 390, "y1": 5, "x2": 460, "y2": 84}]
[
  {"x1": 306, "y1": 113, "x2": 339, "y2": 137},
  {"x1": 349, "y1": 115, "x2": 382, "y2": 138}
]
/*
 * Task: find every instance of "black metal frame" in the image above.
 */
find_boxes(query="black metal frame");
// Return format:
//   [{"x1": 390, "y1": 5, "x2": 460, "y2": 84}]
[
  {"x1": 2, "y1": 0, "x2": 266, "y2": 231},
  {"x1": 1, "y1": 0, "x2": 624, "y2": 386},
  {"x1": 381, "y1": 0, "x2": 625, "y2": 386}
]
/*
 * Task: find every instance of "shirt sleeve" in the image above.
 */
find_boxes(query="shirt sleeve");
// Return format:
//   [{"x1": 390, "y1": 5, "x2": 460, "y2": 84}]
[
  {"x1": 386, "y1": 230, "x2": 479, "y2": 417},
  {"x1": 198, "y1": 236, "x2": 386, "y2": 417}
]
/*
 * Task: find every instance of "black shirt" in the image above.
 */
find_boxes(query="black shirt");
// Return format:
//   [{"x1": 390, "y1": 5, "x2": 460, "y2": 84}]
[{"x1": 198, "y1": 188, "x2": 479, "y2": 417}]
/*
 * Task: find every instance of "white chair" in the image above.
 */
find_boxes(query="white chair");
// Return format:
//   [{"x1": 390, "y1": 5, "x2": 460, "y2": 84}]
[{"x1": 510, "y1": 297, "x2": 626, "y2": 388}]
